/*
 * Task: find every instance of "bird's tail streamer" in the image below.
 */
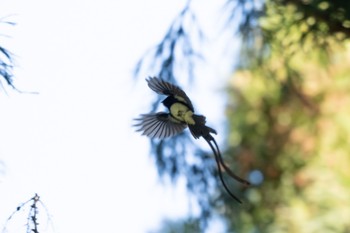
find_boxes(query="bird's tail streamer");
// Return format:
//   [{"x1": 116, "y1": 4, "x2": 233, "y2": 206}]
[
  {"x1": 210, "y1": 137, "x2": 251, "y2": 186},
  {"x1": 205, "y1": 135, "x2": 250, "y2": 203},
  {"x1": 189, "y1": 114, "x2": 250, "y2": 203}
]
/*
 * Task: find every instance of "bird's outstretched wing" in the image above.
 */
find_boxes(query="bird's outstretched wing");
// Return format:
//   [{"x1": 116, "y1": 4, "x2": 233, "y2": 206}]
[
  {"x1": 134, "y1": 112, "x2": 187, "y2": 139},
  {"x1": 146, "y1": 77, "x2": 194, "y2": 111}
]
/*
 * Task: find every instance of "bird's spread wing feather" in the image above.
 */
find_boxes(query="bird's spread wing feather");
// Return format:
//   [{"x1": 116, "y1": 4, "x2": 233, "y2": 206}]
[
  {"x1": 146, "y1": 77, "x2": 194, "y2": 111},
  {"x1": 134, "y1": 113, "x2": 187, "y2": 139}
]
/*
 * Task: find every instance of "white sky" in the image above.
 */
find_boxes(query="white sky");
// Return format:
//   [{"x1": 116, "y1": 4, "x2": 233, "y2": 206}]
[{"x1": 0, "y1": 0, "x2": 238, "y2": 232}]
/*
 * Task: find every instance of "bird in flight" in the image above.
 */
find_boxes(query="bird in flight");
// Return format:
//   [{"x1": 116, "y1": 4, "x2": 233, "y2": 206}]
[{"x1": 134, "y1": 77, "x2": 250, "y2": 203}]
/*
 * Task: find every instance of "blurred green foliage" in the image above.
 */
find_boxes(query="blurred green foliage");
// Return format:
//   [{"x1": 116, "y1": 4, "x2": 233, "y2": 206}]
[{"x1": 225, "y1": 1, "x2": 350, "y2": 232}]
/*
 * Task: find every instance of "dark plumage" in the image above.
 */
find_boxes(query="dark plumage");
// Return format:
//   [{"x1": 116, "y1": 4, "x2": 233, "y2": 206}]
[{"x1": 134, "y1": 77, "x2": 250, "y2": 203}]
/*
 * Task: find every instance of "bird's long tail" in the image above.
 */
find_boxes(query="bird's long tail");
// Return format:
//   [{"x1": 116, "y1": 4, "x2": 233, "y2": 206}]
[
  {"x1": 189, "y1": 114, "x2": 250, "y2": 203},
  {"x1": 209, "y1": 138, "x2": 251, "y2": 186},
  {"x1": 206, "y1": 137, "x2": 242, "y2": 203}
]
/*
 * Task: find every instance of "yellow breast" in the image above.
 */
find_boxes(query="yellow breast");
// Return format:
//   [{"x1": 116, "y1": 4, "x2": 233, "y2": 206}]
[{"x1": 170, "y1": 103, "x2": 195, "y2": 125}]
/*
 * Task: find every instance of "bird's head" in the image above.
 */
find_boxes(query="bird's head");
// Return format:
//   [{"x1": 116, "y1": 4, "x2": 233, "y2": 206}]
[{"x1": 161, "y1": 96, "x2": 175, "y2": 109}]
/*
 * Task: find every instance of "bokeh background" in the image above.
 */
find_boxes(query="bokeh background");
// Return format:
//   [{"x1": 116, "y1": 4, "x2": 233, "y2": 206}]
[{"x1": 1, "y1": 0, "x2": 350, "y2": 233}]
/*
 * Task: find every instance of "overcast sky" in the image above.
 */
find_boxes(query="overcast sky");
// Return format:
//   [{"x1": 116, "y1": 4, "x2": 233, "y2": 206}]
[{"x1": 0, "y1": 0, "x2": 236, "y2": 232}]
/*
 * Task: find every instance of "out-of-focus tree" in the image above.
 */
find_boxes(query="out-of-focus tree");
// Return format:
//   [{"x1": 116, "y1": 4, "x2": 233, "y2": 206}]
[
  {"x1": 227, "y1": 42, "x2": 350, "y2": 233},
  {"x1": 224, "y1": 2, "x2": 350, "y2": 232},
  {"x1": 0, "y1": 18, "x2": 15, "y2": 91},
  {"x1": 137, "y1": 0, "x2": 350, "y2": 232}
]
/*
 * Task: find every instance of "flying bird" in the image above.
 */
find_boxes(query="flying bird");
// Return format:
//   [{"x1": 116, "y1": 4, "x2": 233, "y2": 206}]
[{"x1": 134, "y1": 77, "x2": 250, "y2": 203}]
